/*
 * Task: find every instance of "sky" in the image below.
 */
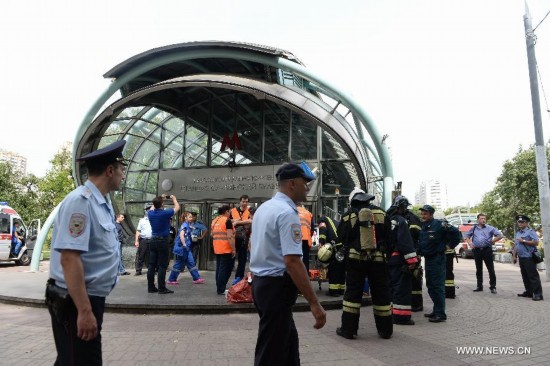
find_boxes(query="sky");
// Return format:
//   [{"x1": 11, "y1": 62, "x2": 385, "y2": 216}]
[{"x1": 2, "y1": 0, "x2": 550, "y2": 207}]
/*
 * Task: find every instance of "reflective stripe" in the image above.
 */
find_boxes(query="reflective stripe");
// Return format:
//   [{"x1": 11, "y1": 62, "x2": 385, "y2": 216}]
[
  {"x1": 329, "y1": 284, "x2": 340, "y2": 290},
  {"x1": 319, "y1": 234, "x2": 327, "y2": 240},
  {"x1": 391, "y1": 251, "x2": 400, "y2": 256},
  {"x1": 338, "y1": 284, "x2": 346, "y2": 290},
  {"x1": 326, "y1": 217, "x2": 339, "y2": 237},
  {"x1": 343, "y1": 300, "x2": 361, "y2": 309},
  {"x1": 404, "y1": 252, "x2": 417, "y2": 260},
  {"x1": 411, "y1": 291, "x2": 423, "y2": 295},
  {"x1": 393, "y1": 309, "x2": 412, "y2": 316},
  {"x1": 343, "y1": 305, "x2": 360, "y2": 314},
  {"x1": 445, "y1": 280, "x2": 454, "y2": 285},
  {"x1": 373, "y1": 304, "x2": 392, "y2": 311},
  {"x1": 409, "y1": 224, "x2": 422, "y2": 231},
  {"x1": 445, "y1": 249, "x2": 455, "y2": 254},
  {"x1": 392, "y1": 304, "x2": 411, "y2": 310},
  {"x1": 373, "y1": 309, "x2": 392, "y2": 317}
]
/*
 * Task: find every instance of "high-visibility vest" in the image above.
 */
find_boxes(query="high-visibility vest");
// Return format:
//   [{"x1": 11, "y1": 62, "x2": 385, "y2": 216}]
[
  {"x1": 298, "y1": 206, "x2": 313, "y2": 247},
  {"x1": 230, "y1": 207, "x2": 250, "y2": 221},
  {"x1": 211, "y1": 215, "x2": 232, "y2": 254}
]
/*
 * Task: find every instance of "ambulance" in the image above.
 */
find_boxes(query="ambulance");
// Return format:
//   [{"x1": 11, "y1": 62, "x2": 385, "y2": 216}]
[{"x1": 0, "y1": 202, "x2": 40, "y2": 266}]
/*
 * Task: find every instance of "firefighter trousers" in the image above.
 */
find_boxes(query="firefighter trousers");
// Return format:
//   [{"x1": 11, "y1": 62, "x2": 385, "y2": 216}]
[
  {"x1": 388, "y1": 263, "x2": 413, "y2": 323},
  {"x1": 327, "y1": 258, "x2": 346, "y2": 295},
  {"x1": 340, "y1": 251, "x2": 392, "y2": 339},
  {"x1": 411, "y1": 264, "x2": 423, "y2": 310},
  {"x1": 445, "y1": 252, "x2": 456, "y2": 299}
]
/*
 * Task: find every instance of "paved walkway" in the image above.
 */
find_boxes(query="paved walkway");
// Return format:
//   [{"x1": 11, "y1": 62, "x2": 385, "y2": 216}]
[{"x1": 0, "y1": 259, "x2": 549, "y2": 365}]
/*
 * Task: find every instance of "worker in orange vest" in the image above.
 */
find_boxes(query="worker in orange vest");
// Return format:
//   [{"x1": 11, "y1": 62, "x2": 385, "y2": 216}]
[
  {"x1": 298, "y1": 205, "x2": 314, "y2": 273},
  {"x1": 230, "y1": 195, "x2": 252, "y2": 284},
  {"x1": 211, "y1": 205, "x2": 236, "y2": 295}
]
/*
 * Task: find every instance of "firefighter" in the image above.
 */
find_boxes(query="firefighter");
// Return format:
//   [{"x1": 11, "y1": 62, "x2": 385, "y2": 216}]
[
  {"x1": 442, "y1": 218, "x2": 461, "y2": 299},
  {"x1": 336, "y1": 190, "x2": 393, "y2": 340},
  {"x1": 318, "y1": 215, "x2": 345, "y2": 297},
  {"x1": 298, "y1": 205, "x2": 314, "y2": 273},
  {"x1": 386, "y1": 196, "x2": 419, "y2": 325},
  {"x1": 404, "y1": 206, "x2": 424, "y2": 312}
]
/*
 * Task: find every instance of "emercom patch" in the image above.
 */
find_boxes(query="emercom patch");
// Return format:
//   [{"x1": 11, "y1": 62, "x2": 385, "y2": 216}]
[
  {"x1": 291, "y1": 224, "x2": 302, "y2": 243},
  {"x1": 69, "y1": 213, "x2": 87, "y2": 238}
]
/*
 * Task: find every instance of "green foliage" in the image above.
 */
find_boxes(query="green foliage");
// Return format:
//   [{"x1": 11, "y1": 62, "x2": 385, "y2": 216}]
[{"x1": 478, "y1": 144, "x2": 550, "y2": 237}]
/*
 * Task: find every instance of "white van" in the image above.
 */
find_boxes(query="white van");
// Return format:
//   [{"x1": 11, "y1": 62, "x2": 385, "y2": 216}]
[{"x1": 0, "y1": 202, "x2": 40, "y2": 266}]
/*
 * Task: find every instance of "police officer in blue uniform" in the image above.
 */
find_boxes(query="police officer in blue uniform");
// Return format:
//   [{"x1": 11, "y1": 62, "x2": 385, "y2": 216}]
[
  {"x1": 45, "y1": 140, "x2": 127, "y2": 365},
  {"x1": 250, "y1": 162, "x2": 326, "y2": 366},
  {"x1": 513, "y1": 215, "x2": 543, "y2": 301},
  {"x1": 418, "y1": 205, "x2": 447, "y2": 323}
]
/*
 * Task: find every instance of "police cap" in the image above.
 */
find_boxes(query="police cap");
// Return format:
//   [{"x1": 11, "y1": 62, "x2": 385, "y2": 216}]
[
  {"x1": 419, "y1": 205, "x2": 435, "y2": 214},
  {"x1": 77, "y1": 140, "x2": 127, "y2": 166},
  {"x1": 276, "y1": 162, "x2": 316, "y2": 182},
  {"x1": 515, "y1": 214, "x2": 530, "y2": 222}
]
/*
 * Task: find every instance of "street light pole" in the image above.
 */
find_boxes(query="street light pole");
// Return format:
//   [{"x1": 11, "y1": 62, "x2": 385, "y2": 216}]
[{"x1": 524, "y1": 2, "x2": 550, "y2": 280}]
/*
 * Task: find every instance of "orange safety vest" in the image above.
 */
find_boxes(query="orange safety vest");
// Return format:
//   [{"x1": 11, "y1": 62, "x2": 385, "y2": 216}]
[
  {"x1": 230, "y1": 207, "x2": 250, "y2": 221},
  {"x1": 298, "y1": 206, "x2": 313, "y2": 247},
  {"x1": 211, "y1": 215, "x2": 232, "y2": 254}
]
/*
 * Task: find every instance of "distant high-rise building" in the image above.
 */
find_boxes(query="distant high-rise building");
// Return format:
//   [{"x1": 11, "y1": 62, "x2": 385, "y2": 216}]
[
  {"x1": 415, "y1": 180, "x2": 448, "y2": 210},
  {"x1": 0, "y1": 149, "x2": 27, "y2": 175}
]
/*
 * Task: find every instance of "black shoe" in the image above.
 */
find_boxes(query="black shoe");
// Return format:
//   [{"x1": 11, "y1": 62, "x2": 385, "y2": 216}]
[
  {"x1": 411, "y1": 306, "x2": 423, "y2": 312},
  {"x1": 325, "y1": 291, "x2": 341, "y2": 297},
  {"x1": 148, "y1": 288, "x2": 158, "y2": 293},
  {"x1": 378, "y1": 331, "x2": 392, "y2": 339},
  {"x1": 158, "y1": 288, "x2": 174, "y2": 294},
  {"x1": 424, "y1": 312, "x2": 434, "y2": 318},
  {"x1": 517, "y1": 292, "x2": 531, "y2": 297},
  {"x1": 336, "y1": 327, "x2": 355, "y2": 339},
  {"x1": 473, "y1": 288, "x2": 483, "y2": 292},
  {"x1": 120, "y1": 271, "x2": 130, "y2": 276},
  {"x1": 428, "y1": 315, "x2": 446, "y2": 323},
  {"x1": 394, "y1": 319, "x2": 415, "y2": 325},
  {"x1": 533, "y1": 295, "x2": 544, "y2": 301},
  {"x1": 490, "y1": 288, "x2": 497, "y2": 294},
  {"x1": 217, "y1": 291, "x2": 225, "y2": 295},
  {"x1": 135, "y1": 272, "x2": 142, "y2": 276}
]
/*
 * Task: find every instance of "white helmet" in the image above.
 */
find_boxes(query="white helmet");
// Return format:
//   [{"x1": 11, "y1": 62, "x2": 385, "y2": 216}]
[
  {"x1": 349, "y1": 187, "x2": 365, "y2": 205},
  {"x1": 317, "y1": 243, "x2": 334, "y2": 263}
]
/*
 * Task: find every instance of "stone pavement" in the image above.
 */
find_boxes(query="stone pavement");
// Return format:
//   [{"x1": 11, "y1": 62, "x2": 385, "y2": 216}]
[{"x1": 0, "y1": 258, "x2": 549, "y2": 365}]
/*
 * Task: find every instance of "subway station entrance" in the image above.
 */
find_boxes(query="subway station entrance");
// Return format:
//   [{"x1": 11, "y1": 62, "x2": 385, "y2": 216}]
[{"x1": 31, "y1": 41, "x2": 394, "y2": 271}]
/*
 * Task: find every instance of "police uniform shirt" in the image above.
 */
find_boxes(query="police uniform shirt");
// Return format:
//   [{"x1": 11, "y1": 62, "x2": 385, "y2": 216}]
[
  {"x1": 250, "y1": 192, "x2": 303, "y2": 277},
  {"x1": 191, "y1": 221, "x2": 207, "y2": 239},
  {"x1": 466, "y1": 224, "x2": 502, "y2": 248},
  {"x1": 137, "y1": 216, "x2": 152, "y2": 239},
  {"x1": 515, "y1": 228, "x2": 539, "y2": 258},
  {"x1": 49, "y1": 180, "x2": 119, "y2": 297}
]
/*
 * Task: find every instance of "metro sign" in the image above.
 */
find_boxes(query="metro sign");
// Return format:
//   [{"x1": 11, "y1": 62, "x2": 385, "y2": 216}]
[{"x1": 220, "y1": 132, "x2": 242, "y2": 151}]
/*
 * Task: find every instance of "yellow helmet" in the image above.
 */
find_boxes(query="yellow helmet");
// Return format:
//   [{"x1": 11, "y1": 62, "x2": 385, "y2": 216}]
[{"x1": 317, "y1": 243, "x2": 333, "y2": 263}]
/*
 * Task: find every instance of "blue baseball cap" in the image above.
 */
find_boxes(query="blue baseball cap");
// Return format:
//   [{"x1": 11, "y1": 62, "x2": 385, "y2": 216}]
[{"x1": 276, "y1": 162, "x2": 316, "y2": 182}]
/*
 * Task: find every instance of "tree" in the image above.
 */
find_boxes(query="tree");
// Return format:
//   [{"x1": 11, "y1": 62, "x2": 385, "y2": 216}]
[{"x1": 478, "y1": 144, "x2": 550, "y2": 237}]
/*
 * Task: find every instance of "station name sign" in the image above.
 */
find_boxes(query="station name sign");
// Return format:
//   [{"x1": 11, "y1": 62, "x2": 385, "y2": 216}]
[{"x1": 159, "y1": 165, "x2": 279, "y2": 200}]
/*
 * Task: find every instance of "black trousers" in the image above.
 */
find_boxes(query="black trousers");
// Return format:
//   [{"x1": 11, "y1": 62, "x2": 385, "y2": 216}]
[
  {"x1": 445, "y1": 252, "x2": 456, "y2": 298},
  {"x1": 519, "y1": 257, "x2": 543, "y2": 297},
  {"x1": 388, "y1": 262, "x2": 412, "y2": 322},
  {"x1": 235, "y1": 236, "x2": 248, "y2": 280},
  {"x1": 341, "y1": 256, "x2": 392, "y2": 339},
  {"x1": 473, "y1": 247, "x2": 496, "y2": 289},
  {"x1": 252, "y1": 274, "x2": 299, "y2": 366},
  {"x1": 48, "y1": 294, "x2": 105, "y2": 366},
  {"x1": 301, "y1": 241, "x2": 310, "y2": 273},
  {"x1": 191, "y1": 239, "x2": 202, "y2": 264},
  {"x1": 147, "y1": 237, "x2": 170, "y2": 290},
  {"x1": 134, "y1": 238, "x2": 150, "y2": 273}
]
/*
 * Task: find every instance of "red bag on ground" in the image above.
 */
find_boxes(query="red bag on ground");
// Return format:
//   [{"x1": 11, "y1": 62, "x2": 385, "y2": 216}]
[{"x1": 227, "y1": 272, "x2": 254, "y2": 303}]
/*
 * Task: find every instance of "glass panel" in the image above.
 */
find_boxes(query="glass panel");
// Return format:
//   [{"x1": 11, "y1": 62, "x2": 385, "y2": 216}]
[
  {"x1": 211, "y1": 92, "x2": 236, "y2": 167},
  {"x1": 104, "y1": 119, "x2": 130, "y2": 136},
  {"x1": 98, "y1": 135, "x2": 118, "y2": 149},
  {"x1": 264, "y1": 100, "x2": 290, "y2": 163},
  {"x1": 132, "y1": 140, "x2": 160, "y2": 169},
  {"x1": 163, "y1": 117, "x2": 183, "y2": 169},
  {"x1": 236, "y1": 93, "x2": 262, "y2": 164},
  {"x1": 321, "y1": 161, "x2": 360, "y2": 196},
  {"x1": 291, "y1": 112, "x2": 317, "y2": 161},
  {"x1": 116, "y1": 106, "x2": 145, "y2": 119},
  {"x1": 124, "y1": 171, "x2": 158, "y2": 200},
  {"x1": 322, "y1": 130, "x2": 348, "y2": 160},
  {"x1": 186, "y1": 97, "x2": 209, "y2": 167}
]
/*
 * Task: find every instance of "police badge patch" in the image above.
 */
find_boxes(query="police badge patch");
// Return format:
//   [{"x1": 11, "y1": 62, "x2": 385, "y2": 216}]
[
  {"x1": 291, "y1": 224, "x2": 302, "y2": 243},
  {"x1": 69, "y1": 213, "x2": 87, "y2": 238}
]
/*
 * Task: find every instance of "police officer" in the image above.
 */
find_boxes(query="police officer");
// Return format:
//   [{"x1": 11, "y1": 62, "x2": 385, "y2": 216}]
[
  {"x1": 134, "y1": 204, "x2": 152, "y2": 275},
  {"x1": 45, "y1": 140, "x2": 126, "y2": 364},
  {"x1": 418, "y1": 205, "x2": 447, "y2": 323},
  {"x1": 318, "y1": 214, "x2": 345, "y2": 297},
  {"x1": 336, "y1": 190, "x2": 393, "y2": 340},
  {"x1": 513, "y1": 215, "x2": 543, "y2": 301},
  {"x1": 250, "y1": 162, "x2": 326, "y2": 366},
  {"x1": 386, "y1": 196, "x2": 419, "y2": 326},
  {"x1": 189, "y1": 212, "x2": 207, "y2": 264}
]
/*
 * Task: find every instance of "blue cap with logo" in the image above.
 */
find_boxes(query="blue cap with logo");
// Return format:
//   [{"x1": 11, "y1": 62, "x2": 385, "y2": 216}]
[
  {"x1": 78, "y1": 140, "x2": 127, "y2": 165},
  {"x1": 276, "y1": 162, "x2": 316, "y2": 182}
]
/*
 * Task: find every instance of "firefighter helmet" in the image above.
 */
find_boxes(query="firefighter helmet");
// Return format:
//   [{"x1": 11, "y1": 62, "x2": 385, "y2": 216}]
[{"x1": 317, "y1": 243, "x2": 334, "y2": 263}]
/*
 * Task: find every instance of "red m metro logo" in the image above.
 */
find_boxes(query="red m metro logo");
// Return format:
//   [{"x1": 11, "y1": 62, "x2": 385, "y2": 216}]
[{"x1": 220, "y1": 132, "x2": 242, "y2": 151}]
